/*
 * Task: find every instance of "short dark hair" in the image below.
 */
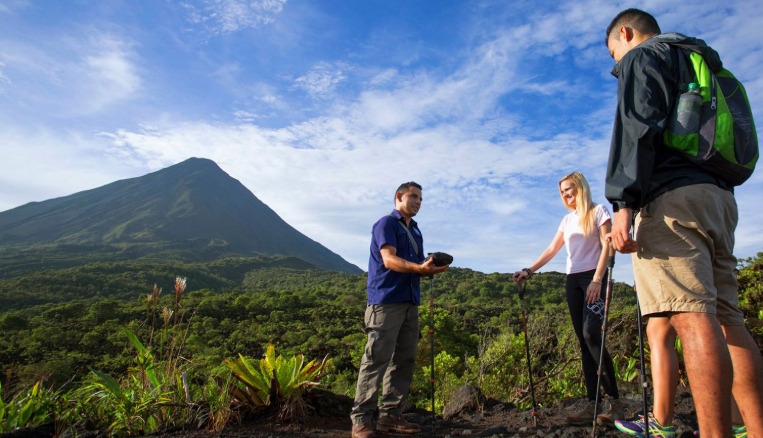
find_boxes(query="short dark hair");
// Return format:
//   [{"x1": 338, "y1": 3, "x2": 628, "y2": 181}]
[
  {"x1": 395, "y1": 181, "x2": 422, "y2": 201},
  {"x1": 605, "y1": 8, "x2": 661, "y2": 46}
]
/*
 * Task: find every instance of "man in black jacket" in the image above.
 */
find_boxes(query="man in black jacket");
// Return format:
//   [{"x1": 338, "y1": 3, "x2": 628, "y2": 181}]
[{"x1": 604, "y1": 8, "x2": 763, "y2": 437}]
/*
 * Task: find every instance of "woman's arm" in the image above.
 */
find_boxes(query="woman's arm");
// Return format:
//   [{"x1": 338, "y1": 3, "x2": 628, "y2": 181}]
[
  {"x1": 513, "y1": 230, "x2": 565, "y2": 282},
  {"x1": 585, "y1": 219, "x2": 612, "y2": 304}
]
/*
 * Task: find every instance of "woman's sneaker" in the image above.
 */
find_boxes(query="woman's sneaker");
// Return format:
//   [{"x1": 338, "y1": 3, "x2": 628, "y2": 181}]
[{"x1": 614, "y1": 414, "x2": 676, "y2": 438}]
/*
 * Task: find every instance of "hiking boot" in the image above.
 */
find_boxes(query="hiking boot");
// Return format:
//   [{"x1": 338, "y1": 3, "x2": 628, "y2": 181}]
[
  {"x1": 566, "y1": 400, "x2": 598, "y2": 425},
  {"x1": 351, "y1": 423, "x2": 377, "y2": 438},
  {"x1": 614, "y1": 414, "x2": 675, "y2": 438},
  {"x1": 376, "y1": 415, "x2": 421, "y2": 434},
  {"x1": 733, "y1": 425, "x2": 747, "y2": 438},
  {"x1": 597, "y1": 397, "x2": 626, "y2": 425}
]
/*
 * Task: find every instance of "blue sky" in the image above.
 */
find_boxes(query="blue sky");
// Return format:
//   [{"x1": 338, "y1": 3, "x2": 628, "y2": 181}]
[{"x1": 2, "y1": 0, "x2": 763, "y2": 285}]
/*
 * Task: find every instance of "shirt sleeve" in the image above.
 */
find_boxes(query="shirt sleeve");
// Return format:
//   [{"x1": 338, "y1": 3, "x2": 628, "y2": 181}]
[
  {"x1": 596, "y1": 204, "x2": 612, "y2": 227},
  {"x1": 373, "y1": 216, "x2": 398, "y2": 250},
  {"x1": 558, "y1": 215, "x2": 567, "y2": 233},
  {"x1": 605, "y1": 46, "x2": 674, "y2": 211}
]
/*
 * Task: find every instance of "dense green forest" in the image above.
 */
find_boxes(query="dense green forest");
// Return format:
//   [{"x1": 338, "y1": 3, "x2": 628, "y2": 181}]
[{"x1": 1, "y1": 252, "x2": 761, "y2": 433}]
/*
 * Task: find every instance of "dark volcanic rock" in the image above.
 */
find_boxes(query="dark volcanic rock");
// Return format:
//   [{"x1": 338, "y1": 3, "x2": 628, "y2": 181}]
[
  {"x1": 443, "y1": 385, "x2": 487, "y2": 420},
  {"x1": 305, "y1": 388, "x2": 353, "y2": 417}
]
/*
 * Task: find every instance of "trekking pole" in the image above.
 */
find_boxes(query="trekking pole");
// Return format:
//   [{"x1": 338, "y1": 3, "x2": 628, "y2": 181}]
[
  {"x1": 636, "y1": 295, "x2": 650, "y2": 438},
  {"x1": 518, "y1": 280, "x2": 538, "y2": 427},
  {"x1": 428, "y1": 274, "x2": 436, "y2": 436},
  {"x1": 592, "y1": 244, "x2": 615, "y2": 437}
]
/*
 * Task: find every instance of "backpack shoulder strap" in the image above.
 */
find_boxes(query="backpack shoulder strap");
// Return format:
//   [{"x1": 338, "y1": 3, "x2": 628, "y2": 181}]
[{"x1": 392, "y1": 215, "x2": 420, "y2": 257}]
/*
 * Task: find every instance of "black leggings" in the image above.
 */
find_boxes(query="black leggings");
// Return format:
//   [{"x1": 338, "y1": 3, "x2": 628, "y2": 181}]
[{"x1": 566, "y1": 269, "x2": 619, "y2": 401}]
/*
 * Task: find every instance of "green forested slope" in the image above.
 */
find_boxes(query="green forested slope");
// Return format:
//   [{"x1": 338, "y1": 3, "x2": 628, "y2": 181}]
[{"x1": 1, "y1": 252, "x2": 761, "y2": 413}]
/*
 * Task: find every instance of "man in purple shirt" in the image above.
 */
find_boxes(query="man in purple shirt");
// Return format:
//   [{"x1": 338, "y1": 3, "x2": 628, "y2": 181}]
[{"x1": 350, "y1": 181, "x2": 449, "y2": 438}]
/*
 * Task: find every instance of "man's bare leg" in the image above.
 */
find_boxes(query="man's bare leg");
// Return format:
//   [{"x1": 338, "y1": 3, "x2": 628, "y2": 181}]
[
  {"x1": 722, "y1": 325, "x2": 763, "y2": 437},
  {"x1": 647, "y1": 317, "x2": 679, "y2": 426},
  {"x1": 670, "y1": 312, "x2": 732, "y2": 437},
  {"x1": 731, "y1": 398, "x2": 743, "y2": 428}
]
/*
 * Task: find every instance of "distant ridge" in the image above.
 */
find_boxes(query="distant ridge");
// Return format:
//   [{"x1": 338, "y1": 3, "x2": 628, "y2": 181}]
[{"x1": 0, "y1": 158, "x2": 362, "y2": 276}]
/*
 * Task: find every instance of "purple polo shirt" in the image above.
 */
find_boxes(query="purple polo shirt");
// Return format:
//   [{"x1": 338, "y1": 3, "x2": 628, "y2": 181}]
[{"x1": 367, "y1": 209, "x2": 424, "y2": 305}]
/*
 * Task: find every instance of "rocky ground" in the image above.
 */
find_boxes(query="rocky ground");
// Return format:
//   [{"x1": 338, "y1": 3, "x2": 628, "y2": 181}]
[
  {"x1": 162, "y1": 386, "x2": 697, "y2": 438},
  {"x1": 0, "y1": 386, "x2": 698, "y2": 438}
]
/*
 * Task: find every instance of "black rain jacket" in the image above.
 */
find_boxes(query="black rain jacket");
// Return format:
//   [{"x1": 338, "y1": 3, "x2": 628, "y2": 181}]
[{"x1": 605, "y1": 33, "x2": 731, "y2": 212}]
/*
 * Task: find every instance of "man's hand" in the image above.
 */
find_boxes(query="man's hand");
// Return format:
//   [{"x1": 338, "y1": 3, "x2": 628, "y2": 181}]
[
  {"x1": 380, "y1": 245, "x2": 449, "y2": 276},
  {"x1": 419, "y1": 256, "x2": 449, "y2": 276},
  {"x1": 610, "y1": 208, "x2": 637, "y2": 253}
]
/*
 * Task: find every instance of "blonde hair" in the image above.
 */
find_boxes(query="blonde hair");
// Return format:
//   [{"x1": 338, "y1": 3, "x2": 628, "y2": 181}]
[{"x1": 559, "y1": 172, "x2": 596, "y2": 236}]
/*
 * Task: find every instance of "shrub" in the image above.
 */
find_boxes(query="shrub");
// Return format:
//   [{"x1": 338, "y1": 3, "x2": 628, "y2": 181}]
[{"x1": 225, "y1": 344, "x2": 332, "y2": 421}]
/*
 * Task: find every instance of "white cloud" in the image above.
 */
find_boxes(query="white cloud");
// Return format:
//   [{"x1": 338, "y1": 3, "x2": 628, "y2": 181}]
[
  {"x1": 0, "y1": 31, "x2": 141, "y2": 115},
  {"x1": 182, "y1": 0, "x2": 288, "y2": 34},
  {"x1": 232, "y1": 110, "x2": 261, "y2": 122},
  {"x1": 0, "y1": 0, "x2": 29, "y2": 15},
  {"x1": 0, "y1": 61, "x2": 11, "y2": 89},
  {"x1": 0, "y1": 123, "x2": 143, "y2": 213},
  {"x1": 81, "y1": 36, "x2": 142, "y2": 112},
  {"x1": 293, "y1": 63, "x2": 347, "y2": 97},
  {"x1": 261, "y1": 94, "x2": 277, "y2": 103},
  {"x1": 368, "y1": 69, "x2": 399, "y2": 87}
]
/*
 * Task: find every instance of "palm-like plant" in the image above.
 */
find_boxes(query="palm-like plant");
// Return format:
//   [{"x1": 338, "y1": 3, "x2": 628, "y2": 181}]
[{"x1": 224, "y1": 344, "x2": 332, "y2": 421}]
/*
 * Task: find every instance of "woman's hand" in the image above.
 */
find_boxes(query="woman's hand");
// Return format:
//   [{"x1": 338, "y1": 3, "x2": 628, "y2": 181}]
[
  {"x1": 586, "y1": 281, "x2": 602, "y2": 304},
  {"x1": 512, "y1": 270, "x2": 529, "y2": 283}
]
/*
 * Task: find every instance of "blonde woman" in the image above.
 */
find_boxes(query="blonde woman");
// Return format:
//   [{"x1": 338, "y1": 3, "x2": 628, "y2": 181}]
[{"x1": 513, "y1": 172, "x2": 622, "y2": 425}]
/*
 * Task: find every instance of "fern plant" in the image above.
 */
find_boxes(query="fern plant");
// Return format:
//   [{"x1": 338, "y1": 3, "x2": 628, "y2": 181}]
[{"x1": 224, "y1": 344, "x2": 332, "y2": 421}]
